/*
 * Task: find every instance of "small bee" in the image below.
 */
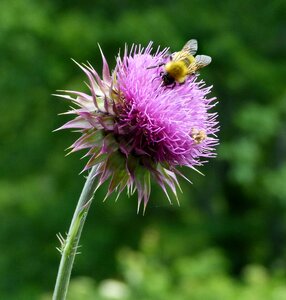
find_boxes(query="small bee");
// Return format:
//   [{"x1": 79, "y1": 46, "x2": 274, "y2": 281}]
[
  {"x1": 149, "y1": 40, "x2": 212, "y2": 86},
  {"x1": 191, "y1": 128, "x2": 207, "y2": 144}
]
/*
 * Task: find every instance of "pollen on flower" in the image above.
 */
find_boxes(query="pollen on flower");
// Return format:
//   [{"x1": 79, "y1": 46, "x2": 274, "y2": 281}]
[{"x1": 55, "y1": 42, "x2": 219, "y2": 213}]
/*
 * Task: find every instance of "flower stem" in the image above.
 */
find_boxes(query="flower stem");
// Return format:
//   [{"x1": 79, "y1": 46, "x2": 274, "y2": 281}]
[{"x1": 53, "y1": 166, "x2": 98, "y2": 300}]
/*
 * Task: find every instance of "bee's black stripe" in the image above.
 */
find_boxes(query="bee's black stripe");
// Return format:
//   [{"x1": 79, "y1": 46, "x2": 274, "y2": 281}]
[{"x1": 182, "y1": 57, "x2": 191, "y2": 67}]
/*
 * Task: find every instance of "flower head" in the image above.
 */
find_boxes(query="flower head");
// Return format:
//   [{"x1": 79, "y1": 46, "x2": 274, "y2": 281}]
[{"x1": 56, "y1": 42, "x2": 219, "y2": 213}]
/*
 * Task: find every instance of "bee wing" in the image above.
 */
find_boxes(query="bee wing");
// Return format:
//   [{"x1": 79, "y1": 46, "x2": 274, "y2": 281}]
[
  {"x1": 194, "y1": 55, "x2": 212, "y2": 69},
  {"x1": 171, "y1": 51, "x2": 184, "y2": 62},
  {"x1": 182, "y1": 39, "x2": 198, "y2": 55},
  {"x1": 171, "y1": 40, "x2": 197, "y2": 61}
]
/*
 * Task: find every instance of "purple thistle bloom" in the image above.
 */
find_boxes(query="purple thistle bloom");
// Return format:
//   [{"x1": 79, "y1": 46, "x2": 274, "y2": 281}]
[{"x1": 55, "y1": 42, "x2": 219, "y2": 213}]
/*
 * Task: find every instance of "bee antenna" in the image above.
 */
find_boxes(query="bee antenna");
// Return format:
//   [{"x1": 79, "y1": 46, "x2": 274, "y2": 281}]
[
  {"x1": 147, "y1": 63, "x2": 164, "y2": 70},
  {"x1": 151, "y1": 75, "x2": 158, "y2": 83}
]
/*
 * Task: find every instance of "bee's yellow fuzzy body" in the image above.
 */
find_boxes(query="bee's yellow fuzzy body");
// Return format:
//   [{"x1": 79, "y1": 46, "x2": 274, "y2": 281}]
[{"x1": 165, "y1": 55, "x2": 196, "y2": 83}]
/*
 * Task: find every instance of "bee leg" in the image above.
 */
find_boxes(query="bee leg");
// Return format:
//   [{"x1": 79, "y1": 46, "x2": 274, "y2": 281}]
[{"x1": 163, "y1": 82, "x2": 176, "y2": 90}]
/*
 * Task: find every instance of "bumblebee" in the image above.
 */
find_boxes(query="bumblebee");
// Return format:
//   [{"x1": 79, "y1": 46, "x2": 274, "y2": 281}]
[{"x1": 158, "y1": 40, "x2": 212, "y2": 86}]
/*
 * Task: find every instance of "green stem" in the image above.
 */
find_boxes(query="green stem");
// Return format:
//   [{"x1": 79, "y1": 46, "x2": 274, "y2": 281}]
[{"x1": 53, "y1": 166, "x2": 98, "y2": 300}]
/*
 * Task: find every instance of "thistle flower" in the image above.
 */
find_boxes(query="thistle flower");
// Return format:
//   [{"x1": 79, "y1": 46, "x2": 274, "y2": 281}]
[{"x1": 55, "y1": 42, "x2": 219, "y2": 213}]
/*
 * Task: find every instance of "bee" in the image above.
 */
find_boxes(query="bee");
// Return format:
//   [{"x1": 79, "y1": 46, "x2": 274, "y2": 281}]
[
  {"x1": 191, "y1": 128, "x2": 207, "y2": 144},
  {"x1": 149, "y1": 40, "x2": 212, "y2": 86}
]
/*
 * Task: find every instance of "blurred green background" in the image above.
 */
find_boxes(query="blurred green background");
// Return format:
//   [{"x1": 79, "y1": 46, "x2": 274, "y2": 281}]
[{"x1": 1, "y1": 0, "x2": 286, "y2": 299}]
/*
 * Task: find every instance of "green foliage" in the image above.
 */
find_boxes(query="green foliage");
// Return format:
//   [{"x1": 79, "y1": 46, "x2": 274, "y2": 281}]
[
  {"x1": 0, "y1": 0, "x2": 286, "y2": 298},
  {"x1": 43, "y1": 230, "x2": 286, "y2": 299}
]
